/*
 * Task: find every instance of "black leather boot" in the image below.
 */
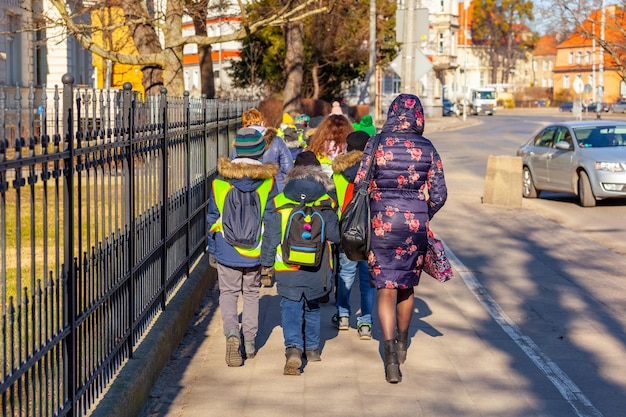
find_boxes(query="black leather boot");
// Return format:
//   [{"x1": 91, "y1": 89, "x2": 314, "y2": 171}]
[
  {"x1": 396, "y1": 329, "x2": 408, "y2": 364},
  {"x1": 383, "y1": 339, "x2": 402, "y2": 383}
]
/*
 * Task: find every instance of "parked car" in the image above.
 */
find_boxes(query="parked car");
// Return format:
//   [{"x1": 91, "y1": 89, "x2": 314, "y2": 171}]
[
  {"x1": 516, "y1": 121, "x2": 626, "y2": 207},
  {"x1": 558, "y1": 101, "x2": 574, "y2": 112},
  {"x1": 610, "y1": 100, "x2": 626, "y2": 113},
  {"x1": 585, "y1": 102, "x2": 609, "y2": 112},
  {"x1": 442, "y1": 98, "x2": 458, "y2": 117}
]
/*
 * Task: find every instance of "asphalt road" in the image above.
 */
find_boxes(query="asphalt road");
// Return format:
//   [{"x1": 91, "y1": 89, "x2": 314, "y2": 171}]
[
  {"x1": 431, "y1": 110, "x2": 626, "y2": 256},
  {"x1": 430, "y1": 110, "x2": 626, "y2": 417}
]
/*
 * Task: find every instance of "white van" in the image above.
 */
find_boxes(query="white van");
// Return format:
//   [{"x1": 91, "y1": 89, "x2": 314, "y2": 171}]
[{"x1": 470, "y1": 87, "x2": 496, "y2": 115}]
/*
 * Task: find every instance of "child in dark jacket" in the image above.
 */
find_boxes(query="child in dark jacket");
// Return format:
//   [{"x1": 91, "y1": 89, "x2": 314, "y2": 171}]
[
  {"x1": 260, "y1": 151, "x2": 340, "y2": 375},
  {"x1": 207, "y1": 127, "x2": 279, "y2": 367},
  {"x1": 331, "y1": 131, "x2": 376, "y2": 340}
]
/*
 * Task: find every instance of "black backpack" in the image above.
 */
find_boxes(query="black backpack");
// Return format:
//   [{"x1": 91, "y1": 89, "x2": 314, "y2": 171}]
[
  {"x1": 277, "y1": 195, "x2": 329, "y2": 267},
  {"x1": 282, "y1": 127, "x2": 300, "y2": 143},
  {"x1": 222, "y1": 187, "x2": 263, "y2": 249}
]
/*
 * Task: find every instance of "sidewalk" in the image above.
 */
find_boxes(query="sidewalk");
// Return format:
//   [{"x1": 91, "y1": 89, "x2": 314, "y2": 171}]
[
  {"x1": 135, "y1": 200, "x2": 626, "y2": 417},
  {"x1": 102, "y1": 110, "x2": 626, "y2": 417}
]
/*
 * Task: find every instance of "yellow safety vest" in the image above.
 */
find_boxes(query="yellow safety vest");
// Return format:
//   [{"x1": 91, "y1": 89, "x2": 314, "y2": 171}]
[
  {"x1": 209, "y1": 177, "x2": 274, "y2": 258},
  {"x1": 272, "y1": 193, "x2": 336, "y2": 272},
  {"x1": 332, "y1": 172, "x2": 349, "y2": 219}
]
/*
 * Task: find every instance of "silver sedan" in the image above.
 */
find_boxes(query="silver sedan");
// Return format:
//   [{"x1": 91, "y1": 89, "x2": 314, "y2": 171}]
[
  {"x1": 610, "y1": 100, "x2": 626, "y2": 113},
  {"x1": 516, "y1": 121, "x2": 626, "y2": 207}
]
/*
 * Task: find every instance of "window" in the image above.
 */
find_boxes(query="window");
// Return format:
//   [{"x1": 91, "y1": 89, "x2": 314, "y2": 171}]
[
  {"x1": 381, "y1": 72, "x2": 401, "y2": 95},
  {"x1": 192, "y1": 70, "x2": 199, "y2": 89},
  {"x1": 554, "y1": 127, "x2": 573, "y2": 148},
  {"x1": 576, "y1": 51, "x2": 582, "y2": 64},
  {"x1": 534, "y1": 127, "x2": 557, "y2": 147},
  {"x1": 34, "y1": 26, "x2": 47, "y2": 87},
  {"x1": 563, "y1": 75, "x2": 570, "y2": 88},
  {"x1": 585, "y1": 51, "x2": 591, "y2": 63},
  {"x1": 7, "y1": 14, "x2": 23, "y2": 85},
  {"x1": 587, "y1": 74, "x2": 594, "y2": 86},
  {"x1": 548, "y1": 61, "x2": 553, "y2": 71},
  {"x1": 568, "y1": 52, "x2": 574, "y2": 64},
  {"x1": 438, "y1": 33, "x2": 444, "y2": 54},
  {"x1": 392, "y1": 74, "x2": 401, "y2": 93},
  {"x1": 542, "y1": 61, "x2": 546, "y2": 71}
]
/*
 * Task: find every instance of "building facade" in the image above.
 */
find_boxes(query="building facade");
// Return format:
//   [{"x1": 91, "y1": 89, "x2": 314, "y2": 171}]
[
  {"x1": 0, "y1": 0, "x2": 92, "y2": 89},
  {"x1": 553, "y1": 5, "x2": 626, "y2": 106},
  {"x1": 532, "y1": 34, "x2": 557, "y2": 94},
  {"x1": 182, "y1": 3, "x2": 243, "y2": 98}
]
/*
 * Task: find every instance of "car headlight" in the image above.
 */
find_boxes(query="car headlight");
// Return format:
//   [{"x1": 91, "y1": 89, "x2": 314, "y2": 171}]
[{"x1": 596, "y1": 162, "x2": 625, "y2": 172}]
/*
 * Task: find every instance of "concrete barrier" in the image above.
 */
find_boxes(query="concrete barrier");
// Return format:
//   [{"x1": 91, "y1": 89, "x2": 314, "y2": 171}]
[{"x1": 482, "y1": 155, "x2": 523, "y2": 207}]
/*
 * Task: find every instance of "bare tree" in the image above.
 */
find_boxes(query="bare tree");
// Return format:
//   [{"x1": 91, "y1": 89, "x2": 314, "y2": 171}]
[
  {"x1": 550, "y1": 0, "x2": 626, "y2": 84},
  {"x1": 43, "y1": 0, "x2": 327, "y2": 96}
]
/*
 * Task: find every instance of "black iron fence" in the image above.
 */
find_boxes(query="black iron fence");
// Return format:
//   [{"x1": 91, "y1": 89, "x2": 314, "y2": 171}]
[{"x1": 0, "y1": 74, "x2": 256, "y2": 416}]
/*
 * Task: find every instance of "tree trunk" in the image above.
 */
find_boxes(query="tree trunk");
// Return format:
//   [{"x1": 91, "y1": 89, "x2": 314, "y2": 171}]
[
  {"x1": 191, "y1": 1, "x2": 215, "y2": 98},
  {"x1": 162, "y1": 0, "x2": 186, "y2": 96},
  {"x1": 311, "y1": 63, "x2": 320, "y2": 100},
  {"x1": 283, "y1": 20, "x2": 304, "y2": 115},
  {"x1": 197, "y1": 44, "x2": 215, "y2": 98},
  {"x1": 490, "y1": 50, "x2": 499, "y2": 84},
  {"x1": 120, "y1": 0, "x2": 164, "y2": 95}
]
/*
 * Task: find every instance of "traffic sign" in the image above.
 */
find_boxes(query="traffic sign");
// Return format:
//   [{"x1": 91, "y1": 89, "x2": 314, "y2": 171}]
[
  {"x1": 573, "y1": 78, "x2": 584, "y2": 94},
  {"x1": 389, "y1": 49, "x2": 433, "y2": 81}
]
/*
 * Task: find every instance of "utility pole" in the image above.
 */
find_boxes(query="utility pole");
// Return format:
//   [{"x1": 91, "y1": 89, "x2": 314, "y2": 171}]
[
  {"x1": 597, "y1": 0, "x2": 605, "y2": 119},
  {"x1": 369, "y1": 0, "x2": 376, "y2": 118},
  {"x1": 463, "y1": 0, "x2": 469, "y2": 121},
  {"x1": 401, "y1": 0, "x2": 416, "y2": 93}
]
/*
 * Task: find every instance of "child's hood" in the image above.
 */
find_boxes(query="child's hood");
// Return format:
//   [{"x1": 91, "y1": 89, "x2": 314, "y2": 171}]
[
  {"x1": 217, "y1": 157, "x2": 279, "y2": 192},
  {"x1": 332, "y1": 150, "x2": 363, "y2": 174},
  {"x1": 283, "y1": 165, "x2": 335, "y2": 203}
]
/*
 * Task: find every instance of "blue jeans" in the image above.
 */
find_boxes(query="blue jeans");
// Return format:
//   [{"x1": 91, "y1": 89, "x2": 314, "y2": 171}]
[
  {"x1": 336, "y1": 251, "x2": 375, "y2": 327},
  {"x1": 280, "y1": 296, "x2": 321, "y2": 351}
]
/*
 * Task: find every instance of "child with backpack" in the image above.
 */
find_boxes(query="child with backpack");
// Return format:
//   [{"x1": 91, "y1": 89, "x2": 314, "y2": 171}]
[
  {"x1": 207, "y1": 127, "x2": 279, "y2": 367},
  {"x1": 331, "y1": 130, "x2": 376, "y2": 340},
  {"x1": 260, "y1": 151, "x2": 340, "y2": 375}
]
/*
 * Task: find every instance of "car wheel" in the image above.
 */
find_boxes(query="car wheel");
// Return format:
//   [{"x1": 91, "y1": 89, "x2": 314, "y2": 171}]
[
  {"x1": 578, "y1": 171, "x2": 596, "y2": 207},
  {"x1": 522, "y1": 167, "x2": 539, "y2": 198}
]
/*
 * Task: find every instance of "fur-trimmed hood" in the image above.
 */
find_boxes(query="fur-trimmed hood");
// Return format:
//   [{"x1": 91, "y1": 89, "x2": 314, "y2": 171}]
[
  {"x1": 285, "y1": 139, "x2": 306, "y2": 149},
  {"x1": 217, "y1": 156, "x2": 279, "y2": 181},
  {"x1": 332, "y1": 150, "x2": 363, "y2": 173},
  {"x1": 263, "y1": 127, "x2": 278, "y2": 147},
  {"x1": 283, "y1": 165, "x2": 335, "y2": 203}
]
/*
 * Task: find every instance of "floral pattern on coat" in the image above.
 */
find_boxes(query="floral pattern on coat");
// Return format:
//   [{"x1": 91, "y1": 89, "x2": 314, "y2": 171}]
[{"x1": 355, "y1": 94, "x2": 447, "y2": 289}]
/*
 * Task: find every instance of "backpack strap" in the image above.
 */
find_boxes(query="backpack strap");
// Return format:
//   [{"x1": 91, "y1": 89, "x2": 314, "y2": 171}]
[
  {"x1": 256, "y1": 177, "x2": 275, "y2": 219},
  {"x1": 209, "y1": 177, "x2": 274, "y2": 234},
  {"x1": 209, "y1": 179, "x2": 232, "y2": 233}
]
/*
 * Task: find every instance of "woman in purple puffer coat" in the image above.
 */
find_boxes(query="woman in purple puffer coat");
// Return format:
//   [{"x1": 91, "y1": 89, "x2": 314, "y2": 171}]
[{"x1": 354, "y1": 94, "x2": 447, "y2": 383}]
